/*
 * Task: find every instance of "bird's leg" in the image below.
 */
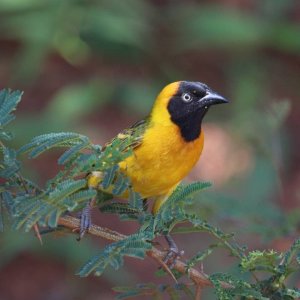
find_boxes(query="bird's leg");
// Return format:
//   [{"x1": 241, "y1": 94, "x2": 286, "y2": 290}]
[
  {"x1": 77, "y1": 171, "x2": 103, "y2": 240},
  {"x1": 163, "y1": 234, "x2": 184, "y2": 268},
  {"x1": 142, "y1": 198, "x2": 148, "y2": 211},
  {"x1": 77, "y1": 196, "x2": 96, "y2": 241}
]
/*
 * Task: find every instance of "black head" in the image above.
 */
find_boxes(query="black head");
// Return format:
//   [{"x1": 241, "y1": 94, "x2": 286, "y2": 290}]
[{"x1": 167, "y1": 81, "x2": 228, "y2": 142}]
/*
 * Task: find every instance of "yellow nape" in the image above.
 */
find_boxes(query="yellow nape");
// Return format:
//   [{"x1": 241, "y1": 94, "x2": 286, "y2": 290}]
[{"x1": 150, "y1": 81, "x2": 181, "y2": 124}]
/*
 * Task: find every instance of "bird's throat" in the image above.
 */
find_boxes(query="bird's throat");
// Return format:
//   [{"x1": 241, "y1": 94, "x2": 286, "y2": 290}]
[{"x1": 171, "y1": 109, "x2": 206, "y2": 142}]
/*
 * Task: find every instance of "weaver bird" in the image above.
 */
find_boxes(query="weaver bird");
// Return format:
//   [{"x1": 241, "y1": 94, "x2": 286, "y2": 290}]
[{"x1": 82, "y1": 81, "x2": 228, "y2": 258}]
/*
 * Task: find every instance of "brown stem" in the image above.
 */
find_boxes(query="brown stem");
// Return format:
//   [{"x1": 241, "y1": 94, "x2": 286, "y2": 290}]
[
  {"x1": 195, "y1": 285, "x2": 202, "y2": 300},
  {"x1": 57, "y1": 215, "x2": 233, "y2": 289}
]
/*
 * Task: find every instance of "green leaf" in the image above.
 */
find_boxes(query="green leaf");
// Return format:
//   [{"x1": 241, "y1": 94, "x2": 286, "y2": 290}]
[
  {"x1": 165, "y1": 182, "x2": 212, "y2": 207},
  {"x1": 12, "y1": 179, "x2": 87, "y2": 231},
  {"x1": 129, "y1": 188, "x2": 143, "y2": 210},
  {"x1": 95, "y1": 190, "x2": 113, "y2": 204},
  {"x1": 279, "y1": 238, "x2": 300, "y2": 275},
  {"x1": 47, "y1": 210, "x2": 61, "y2": 228},
  {"x1": 18, "y1": 132, "x2": 91, "y2": 158},
  {"x1": 3, "y1": 147, "x2": 16, "y2": 163},
  {"x1": 171, "y1": 226, "x2": 210, "y2": 235},
  {"x1": 186, "y1": 243, "x2": 222, "y2": 269},
  {"x1": 12, "y1": 194, "x2": 45, "y2": 230},
  {"x1": 48, "y1": 179, "x2": 87, "y2": 204},
  {"x1": 0, "y1": 131, "x2": 13, "y2": 141},
  {"x1": 282, "y1": 288, "x2": 300, "y2": 299},
  {"x1": 77, "y1": 234, "x2": 151, "y2": 277},
  {"x1": 0, "y1": 148, "x2": 21, "y2": 179},
  {"x1": 101, "y1": 165, "x2": 119, "y2": 189},
  {"x1": 1, "y1": 191, "x2": 16, "y2": 217},
  {"x1": 100, "y1": 202, "x2": 140, "y2": 215},
  {"x1": 153, "y1": 182, "x2": 213, "y2": 234},
  {"x1": 65, "y1": 189, "x2": 97, "y2": 210},
  {"x1": 157, "y1": 182, "x2": 212, "y2": 223},
  {"x1": 0, "y1": 89, "x2": 23, "y2": 127},
  {"x1": 58, "y1": 137, "x2": 90, "y2": 165},
  {"x1": 112, "y1": 173, "x2": 129, "y2": 195},
  {"x1": 240, "y1": 250, "x2": 281, "y2": 273},
  {"x1": 77, "y1": 241, "x2": 123, "y2": 277},
  {"x1": 210, "y1": 273, "x2": 268, "y2": 300}
]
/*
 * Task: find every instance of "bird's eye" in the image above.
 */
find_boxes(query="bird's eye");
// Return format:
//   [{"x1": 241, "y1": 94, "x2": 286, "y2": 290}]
[{"x1": 182, "y1": 93, "x2": 192, "y2": 102}]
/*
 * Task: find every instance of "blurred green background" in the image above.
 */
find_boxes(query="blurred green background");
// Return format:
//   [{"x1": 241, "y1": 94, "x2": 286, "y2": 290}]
[{"x1": 0, "y1": 0, "x2": 300, "y2": 299}]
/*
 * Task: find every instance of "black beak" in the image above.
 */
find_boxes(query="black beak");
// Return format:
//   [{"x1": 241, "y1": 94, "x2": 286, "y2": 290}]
[{"x1": 200, "y1": 90, "x2": 229, "y2": 107}]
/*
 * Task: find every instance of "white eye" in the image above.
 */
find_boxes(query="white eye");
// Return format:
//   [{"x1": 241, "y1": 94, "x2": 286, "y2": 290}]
[{"x1": 182, "y1": 93, "x2": 192, "y2": 102}]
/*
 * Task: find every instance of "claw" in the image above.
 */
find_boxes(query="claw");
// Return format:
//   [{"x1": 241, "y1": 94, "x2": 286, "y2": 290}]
[
  {"x1": 77, "y1": 197, "x2": 95, "y2": 241},
  {"x1": 163, "y1": 234, "x2": 184, "y2": 268}
]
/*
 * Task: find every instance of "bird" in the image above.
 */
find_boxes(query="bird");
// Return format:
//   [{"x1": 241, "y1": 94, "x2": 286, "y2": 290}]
[{"x1": 82, "y1": 81, "x2": 228, "y2": 259}]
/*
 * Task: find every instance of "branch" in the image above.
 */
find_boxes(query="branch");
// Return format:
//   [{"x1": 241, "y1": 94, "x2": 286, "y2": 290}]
[{"x1": 58, "y1": 215, "x2": 232, "y2": 289}]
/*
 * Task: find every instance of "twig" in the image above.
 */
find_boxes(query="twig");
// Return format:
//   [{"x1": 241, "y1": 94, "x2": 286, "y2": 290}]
[
  {"x1": 195, "y1": 285, "x2": 202, "y2": 300},
  {"x1": 149, "y1": 251, "x2": 178, "y2": 284},
  {"x1": 57, "y1": 215, "x2": 233, "y2": 289}
]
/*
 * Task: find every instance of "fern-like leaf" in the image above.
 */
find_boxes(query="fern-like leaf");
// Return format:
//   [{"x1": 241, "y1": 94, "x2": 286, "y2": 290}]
[
  {"x1": 153, "y1": 182, "x2": 212, "y2": 233},
  {"x1": 1, "y1": 191, "x2": 16, "y2": 217},
  {"x1": 77, "y1": 234, "x2": 152, "y2": 277},
  {"x1": 12, "y1": 179, "x2": 88, "y2": 231},
  {"x1": 100, "y1": 203, "x2": 140, "y2": 215},
  {"x1": 0, "y1": 89, "x2": 23, "y2": 129},
  {"x1": 186, "y1": 243, "x2": 222, "y2": 269},
  {"x1": 101, "y1": 165, "x2": 119, "y2": 189},
  {"x1": 58, "y1": 137, "x2": 90, "y2": 165},
  {"x1": 129, "y1": 188, "x2": 143, "y2": 210},
  {"x1": 0, "y1": 148, "x2": 21, "y2": 179},
  {"x1": 112, "y1": 173, "x2": 129, "y2": 196},
  {"x1": 210, "y1": 273, "x2": 268, "y2": 300},
  {"x1": 18, "y1": 132, "x2": 92, "y2": 158},
  {"x1": 163, "y1": 181, "x2": 212, "y2": 209}
]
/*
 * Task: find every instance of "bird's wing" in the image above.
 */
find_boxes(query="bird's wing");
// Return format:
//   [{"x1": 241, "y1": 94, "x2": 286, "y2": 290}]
[{"x1": 103, "y1": 117, "x2": 150, "y2": 153}]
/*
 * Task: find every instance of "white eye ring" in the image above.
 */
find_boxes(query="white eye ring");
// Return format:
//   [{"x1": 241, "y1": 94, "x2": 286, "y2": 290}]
[{"x1": 182, "y1": 93, "x2": 192, "y2": 102}]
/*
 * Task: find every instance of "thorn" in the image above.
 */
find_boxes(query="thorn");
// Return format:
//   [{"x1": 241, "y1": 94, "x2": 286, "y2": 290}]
[
  {"x1": 158, "y1": 257, "x2": 178, "y2": 284},
  {"x1": 200, "y1": 262, "x2": 204, "y2": 273},
  {"x1": 33, "y1": 223, "x2": 43, "y2": 245}
]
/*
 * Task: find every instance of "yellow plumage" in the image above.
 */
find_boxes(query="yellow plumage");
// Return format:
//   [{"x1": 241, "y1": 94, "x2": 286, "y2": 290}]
[
  {"x1": 88, "y1": 81, "x2": 227, "y2": 213},
  {"x1": 119, "y1": 83, "x2": 204, "y2": 212}
]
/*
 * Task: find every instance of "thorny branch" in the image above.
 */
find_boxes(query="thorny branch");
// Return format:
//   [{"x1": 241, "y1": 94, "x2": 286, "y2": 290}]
[{"x1": 58, "y1": 215, "x2": 232, "y2": 290}]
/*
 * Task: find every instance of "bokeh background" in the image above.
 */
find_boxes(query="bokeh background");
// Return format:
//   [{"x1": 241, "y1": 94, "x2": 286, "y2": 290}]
[{"x1": 1, "y1": 0, "x2": 300, "y2": 299}]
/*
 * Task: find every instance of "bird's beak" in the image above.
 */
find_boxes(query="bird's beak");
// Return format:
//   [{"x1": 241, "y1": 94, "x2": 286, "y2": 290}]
[{"x1": 200, "y1": 90, "x2": 229, "y2": 107}]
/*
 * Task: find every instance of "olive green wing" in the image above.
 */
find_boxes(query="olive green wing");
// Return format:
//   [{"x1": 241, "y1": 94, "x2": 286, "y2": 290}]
[{"x1": 103, "y1": 117, "x2": 150, "y2": 153}]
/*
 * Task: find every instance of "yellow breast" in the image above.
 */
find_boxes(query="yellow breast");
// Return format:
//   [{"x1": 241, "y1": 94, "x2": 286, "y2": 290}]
[{"x1": 119, "y1": 122, "x2": 204, "y2": 198}]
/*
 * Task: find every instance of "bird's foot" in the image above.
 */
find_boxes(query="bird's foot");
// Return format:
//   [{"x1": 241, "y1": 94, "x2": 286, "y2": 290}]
[
  {"x1": 77, "y1": 197, "x2": 95, "y2": 241},
  {"x1": 163, "y1": 234, "x2": 184, "y2": 268},
  {"x1": 163, "y1": 247, "x2": 184, "y2": 269}
]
